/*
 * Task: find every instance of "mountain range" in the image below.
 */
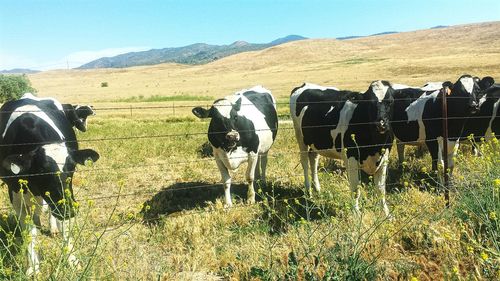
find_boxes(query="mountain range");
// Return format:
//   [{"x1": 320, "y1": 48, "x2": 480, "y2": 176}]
[
  {"x1": 77, "y1": 35, "x2": 307, "y2": 69},
  {"x1": 2, "y1": 26, "x2": 453, "y2": 73}
]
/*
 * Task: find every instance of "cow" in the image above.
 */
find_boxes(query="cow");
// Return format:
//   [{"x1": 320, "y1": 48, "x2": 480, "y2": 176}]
[
  {"x1": 463, "y1": 77, "x2": 499, "y2": 149},
  {"x1": 19, "y1": 93, "x2": 96, "y2": 234},
  {"x1": 192, "y1": 86, "x2": 278, "y2": 207},
  {"x1": 0, "y1": 96, "x2": 100, "y2": 275},
  {"x1": 290, "y1": 81, "x2": 395, "y2": 217},
  {"x1": 391, "y1": 74, "x2": 488, "y2": 176}
]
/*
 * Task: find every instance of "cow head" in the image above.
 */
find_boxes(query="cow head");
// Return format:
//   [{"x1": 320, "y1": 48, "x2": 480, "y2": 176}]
[
  {"x1": 2, "y1": 144, "x2": 99, "y2": 219},
  {"x1": 63, "y1": 104, "x2": 95, "y2": 132},
  {"x1": 446, "y1": 75, "x2": 483, "y2": 114},
  {"x1": 193, "y1": 98, "x2": 249, "y2": 151},
  {"x1": 358, "y1": 80, "x2": 395, "y2": 134}
]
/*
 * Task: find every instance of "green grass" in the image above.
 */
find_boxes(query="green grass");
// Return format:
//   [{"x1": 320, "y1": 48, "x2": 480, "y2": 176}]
[
  {"x1": 0, "y1": 116, "x2": 499, "y2": 279},
  {"x1": 111, "y1": 94, "x2": 214, "y2": 103}
]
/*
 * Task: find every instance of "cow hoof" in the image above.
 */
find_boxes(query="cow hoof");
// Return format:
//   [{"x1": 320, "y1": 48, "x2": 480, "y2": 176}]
[
  {"x1": 50, "y1": 228, "x2": 60, "y2": 236},
  {"x1": 385, "y1": 213, "x2": 395, "y2": 221},
  {"x1": 68, "y1": 254, "x2": 81, "y2": 269},
  {"x1": 26, "y1": 265, "x2": 40, "y2": 276}
]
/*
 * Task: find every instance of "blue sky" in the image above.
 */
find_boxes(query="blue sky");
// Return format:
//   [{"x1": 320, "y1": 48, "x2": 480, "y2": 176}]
[{"x1": 1, "y1": 0, "x2": 499, "y2": 70}]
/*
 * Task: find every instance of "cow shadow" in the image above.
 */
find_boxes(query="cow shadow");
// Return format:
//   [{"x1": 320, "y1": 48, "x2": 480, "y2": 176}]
[{"x1": 141, "y1": 180, "x2": 307, "y2": 224}]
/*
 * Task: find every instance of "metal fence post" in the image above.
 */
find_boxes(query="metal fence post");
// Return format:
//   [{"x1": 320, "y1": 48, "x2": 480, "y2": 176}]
[{"x1": 442, "y1": 86, "x2": 450, "y2": 207}]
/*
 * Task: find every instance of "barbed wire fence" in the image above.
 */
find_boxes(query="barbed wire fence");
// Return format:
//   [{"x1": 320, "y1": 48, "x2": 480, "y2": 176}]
[{"x1": 0, "y1": 98, "x2": 498, "y2": 218}]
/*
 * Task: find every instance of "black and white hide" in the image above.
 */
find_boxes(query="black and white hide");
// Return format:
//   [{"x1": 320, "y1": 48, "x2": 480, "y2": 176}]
[
  {"x1": 0, "y1": 95, "x2": 99, "y2": 275},
  {"x1": 391, "y1": 75, "x2": 486, "y2": 174},
  {"x1": 290, "y1": 82, "x2": 395, "y2": 217},
  {"x1": 192, "y1": 86, "x2": 278, "y2": 207}
]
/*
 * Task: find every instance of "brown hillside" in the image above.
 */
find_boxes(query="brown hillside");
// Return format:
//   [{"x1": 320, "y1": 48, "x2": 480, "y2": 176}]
[{"x1": 29, "y1": 21, "x2": 500, "y2": 103}]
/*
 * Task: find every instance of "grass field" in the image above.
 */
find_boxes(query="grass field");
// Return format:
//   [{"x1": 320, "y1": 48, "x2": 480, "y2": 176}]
[{"x1": 0, "y1": 22, "x2": 499, "y2": 279}]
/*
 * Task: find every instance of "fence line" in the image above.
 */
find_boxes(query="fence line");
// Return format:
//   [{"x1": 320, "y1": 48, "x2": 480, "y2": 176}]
[
  {"x1": 1, "y1": 133, "x2": 496, "y2": 180},
  {"x1": 0, "y1": 119, "x2": 497, "y2": 148},
  {"x1": 1, "y1": 95, "x2": 498, "y2": 114}
]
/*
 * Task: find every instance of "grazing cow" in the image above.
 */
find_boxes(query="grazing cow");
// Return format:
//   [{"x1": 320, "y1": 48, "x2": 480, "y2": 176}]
[
  {"x1": 0, "y1": 96, "x2": 100, "y2": 275},
  {"x1": 391, "y1": 75, "x2": 487, "y2": 174},
  {"x1": 192, "y1": 86, "x2": 278, "y2": 207},
  {"x1": 290, "y1": 81, "x2": 395, "y2": 216},
  {"x1": 463, "y1": 78, "x2": 499, "y2": 147}
]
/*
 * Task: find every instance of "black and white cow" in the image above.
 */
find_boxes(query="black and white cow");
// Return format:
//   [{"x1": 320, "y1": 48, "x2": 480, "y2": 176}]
[
  {"x1": 290, "y1": 81, "x2": 395, "y2": 216},
  {"x1": 391, "y1": 75, "x2": 487, "y2": 174},
  {"x1": 19, "y1": 93, "x2": 96, "y2": 234},
  {"x1": 463, "y1": 77, "x2": 499, "y2": 147},
  {"x1": 192, "y1": 86, "x2": 278, "y2": 207},
  {"x1": 0, "y1": 96, "x2": 99, "y2": 275}
]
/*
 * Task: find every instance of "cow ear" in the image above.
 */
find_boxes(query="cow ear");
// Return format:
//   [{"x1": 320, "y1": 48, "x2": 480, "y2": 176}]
[
  {"x1": 441, "y1": 81, "x2": 453, "y2": 95},
  {"x1": 2, "y1": 154, "x2": 33, "y2": 175},
  {"x1": 70, "y1": 149, "x2": 100, "y2": 165},
  {"x1": 192, "y1": 107, "x2": 211, "y2": 119},
  {"x1": 233, "y1": 98, "x2": 242, "y2": 111}
]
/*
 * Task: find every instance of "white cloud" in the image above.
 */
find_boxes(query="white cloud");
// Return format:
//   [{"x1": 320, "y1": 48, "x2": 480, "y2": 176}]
[{"x1": 0, "y1": 46, "x2": 150, "y2": 71}]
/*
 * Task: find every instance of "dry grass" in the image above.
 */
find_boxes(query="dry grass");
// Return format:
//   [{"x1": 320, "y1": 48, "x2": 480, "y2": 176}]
[
  {"x1": 0, "y1": 21, "x2": 499, "y2": 279},
  {"x1": 28, "y1": 21, "x2": 500, "y2": 106}
]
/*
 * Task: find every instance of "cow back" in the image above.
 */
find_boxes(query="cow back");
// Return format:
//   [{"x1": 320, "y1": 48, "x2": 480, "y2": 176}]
[{"x1": 241, "y1": 90, "x2": 278, "y2": 141}]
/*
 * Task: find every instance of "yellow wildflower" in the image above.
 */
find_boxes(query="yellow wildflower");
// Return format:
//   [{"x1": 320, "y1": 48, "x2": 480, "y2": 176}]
[
  {"x1": 480, "y1": 251, "x2": 489, "y2": 261},
  {"x1": 467, "y1": 245, "x2": 474, "y2": 253},
  {"x1": 421, "y1": 167, "x2": 428, "y2": 173},
  {"x1": 489, "y1": 212, "x2": 497, "y2": 220},
  {"x1": 493, "y1": 179, "x2": 500, "y2": 188}
]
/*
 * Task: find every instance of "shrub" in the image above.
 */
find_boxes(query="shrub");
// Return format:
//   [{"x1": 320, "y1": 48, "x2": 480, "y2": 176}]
[
  {"x1": 0, "y1": 75, "x2": 36, "y2": 102},
  {"x1": 101, "y1": 82, "x2": 108, "y2": 87}
]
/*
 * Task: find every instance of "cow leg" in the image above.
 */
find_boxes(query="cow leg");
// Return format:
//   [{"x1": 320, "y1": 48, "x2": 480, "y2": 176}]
[
  {"x1": 55, "y1": 218, "x2": 79, "y2": 267},
  {"x1": 12, "y1": 192, "x2": 40, "y2": 275},
  {"x1": 246, "y1": 153, "x2": 258, "y2": 204},
  {"x1": 346, "y1": 157, "x2": 361, "y2": 214},
  {"x1": 299, "y1": 150, "x2": 311, "y2": 192},
  {"x1": 215, "y1": 157, "x2": 232, "y2": 207},
  {"x1": 308, "y1": 151, "x2": 321, "y2": 193},
  {"x1": 254, "y1": 154, "x2": 261, "y2": 181},
  {"x1": 259, "y1": 152, "x2": 268, "y2": 182},
  {"x1": 37, "y1": 199, "x2": 59, "y2": 235},
  {"x1": 426, "y1": 140, "x2": 439, "y2": 172},
  {"x1": 396, "y1": 141, "x2": 405, "y2": 166},
  {"x1": 374, "y1": 150, "x2": 391, "y2": 218}
]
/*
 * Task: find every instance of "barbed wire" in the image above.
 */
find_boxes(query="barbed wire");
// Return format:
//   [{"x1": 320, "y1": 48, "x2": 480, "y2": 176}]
[
  {"x1": 0, "y1": 117, "x2": 498, "y2": 148},
  {"x1": 1, "y1": 94, "x2": 499, "y2": 115},
  {"x1": 1, "y1": 132, "x2": 497, "y2": 180},
  {"x1": 0, "y1": 162, "x2": 450, "y2": 214}
]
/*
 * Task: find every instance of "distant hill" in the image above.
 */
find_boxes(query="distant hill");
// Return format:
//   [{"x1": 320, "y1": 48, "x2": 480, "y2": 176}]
[
  {"x1": 337, "y1": 31, "x2": 398, "y2": 40},
  {"x1": 78, "y1": 35, "x2": 307, "y2": 69},
  {"x1": 0, "y1": 68, "x2": 40, "y2": 74}
]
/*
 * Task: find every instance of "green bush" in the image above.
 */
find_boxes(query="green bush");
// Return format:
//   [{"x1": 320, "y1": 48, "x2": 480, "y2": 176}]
[{"x1": 0, "y1": 75, "x2": 36, "y2": 103}]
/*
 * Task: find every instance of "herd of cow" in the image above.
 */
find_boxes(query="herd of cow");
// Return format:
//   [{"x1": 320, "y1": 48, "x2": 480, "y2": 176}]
[{"x1": 0, "y1": 74, "x2": 498, "y2": 274}]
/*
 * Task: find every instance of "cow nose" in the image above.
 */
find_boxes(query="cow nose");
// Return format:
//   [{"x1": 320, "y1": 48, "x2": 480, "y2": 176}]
[
  {"x1": 226, "y1": 130, "x2": 240, "y2": 142},
  {"x1": 376, "y1": 120, "x2": 388, "y2": 132},
  {"x1": 470, "y1": 101, "x2": 479, "y2": 113}
]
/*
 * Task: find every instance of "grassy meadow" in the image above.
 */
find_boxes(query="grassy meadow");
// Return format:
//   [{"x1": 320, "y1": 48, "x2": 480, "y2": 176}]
[{"x1": 0, "y1": 22, "x2": 499, "y2": 279}]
